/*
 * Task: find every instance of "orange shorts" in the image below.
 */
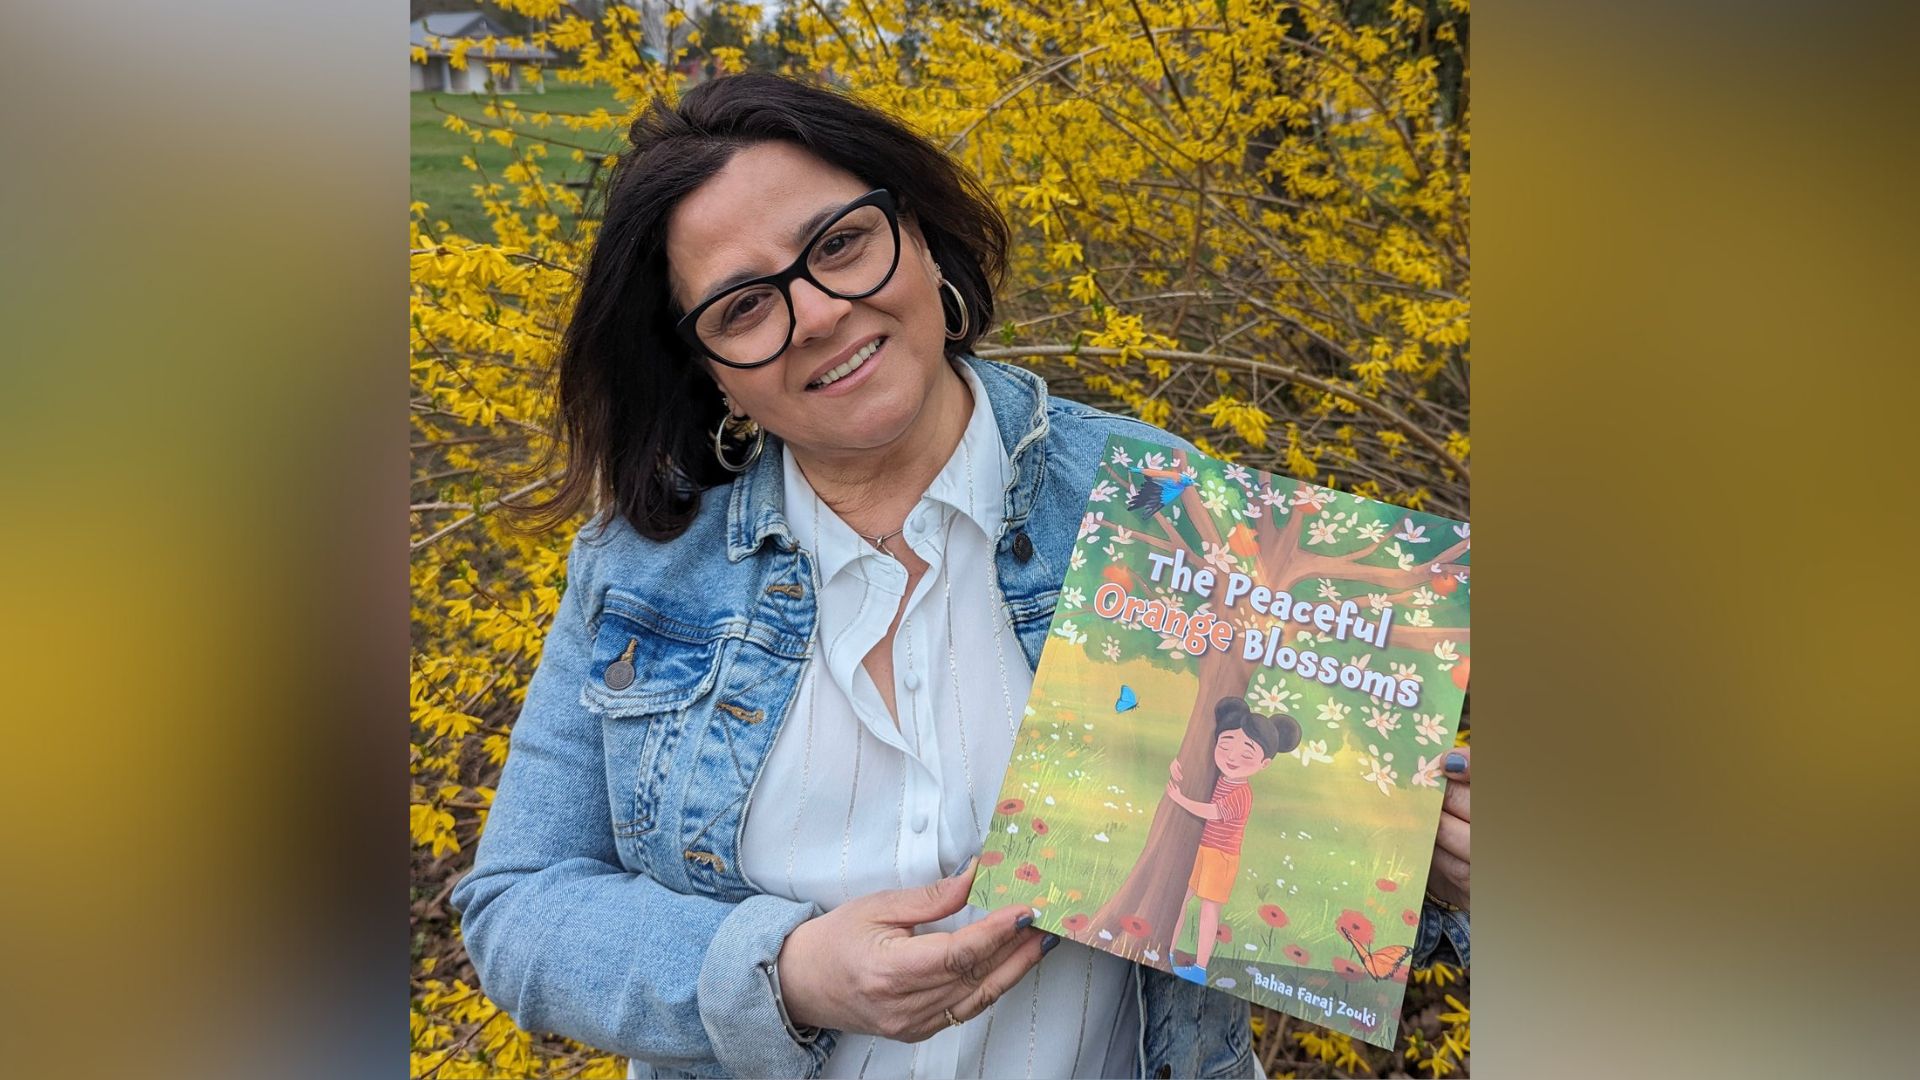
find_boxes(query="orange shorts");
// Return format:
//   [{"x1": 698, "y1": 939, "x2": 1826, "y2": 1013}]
[{"x1": 1187, "y1": 845, "x2": 1239, "y2": 903}]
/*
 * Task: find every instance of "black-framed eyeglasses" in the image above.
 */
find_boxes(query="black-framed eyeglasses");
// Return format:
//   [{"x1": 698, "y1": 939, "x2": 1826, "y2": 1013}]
[{"x1": 675, "y1": 189, "x2": 902, "y2": 369}]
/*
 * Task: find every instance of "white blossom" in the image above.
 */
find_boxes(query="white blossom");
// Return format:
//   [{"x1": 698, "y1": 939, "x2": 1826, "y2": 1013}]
[
  {"x1": 1202, "y1": 541, "x2": 1236, "y2": 574},
  {"x1": 1414, "y1": 714, "x2": 1448, "y2": 746},
  {"x1": 1363, "y1": 745, "x2": 1400, "y2": 795},
  {"x1": 1411, "y1": 754, "x2": 1443, "y2": 788},
  {"x1": 1289, "y1": 738, "x2": 1334, "y2": 767}
]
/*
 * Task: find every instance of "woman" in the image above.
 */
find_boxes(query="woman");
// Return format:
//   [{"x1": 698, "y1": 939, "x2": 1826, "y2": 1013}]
[{"x1": 450, "y1": 73, "x2": 1471, "y2": 1079}]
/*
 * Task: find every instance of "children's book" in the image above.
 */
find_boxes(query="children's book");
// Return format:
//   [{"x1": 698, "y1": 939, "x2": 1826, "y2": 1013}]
[{"x1": 967, "y1": 433, "x2": 1470, "y2": 1049}]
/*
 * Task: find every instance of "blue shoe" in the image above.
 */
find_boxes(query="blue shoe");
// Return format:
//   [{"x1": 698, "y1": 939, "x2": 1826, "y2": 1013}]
[{"x1": 1172, "y1": 964, "x2": 1208, "y2": 985}]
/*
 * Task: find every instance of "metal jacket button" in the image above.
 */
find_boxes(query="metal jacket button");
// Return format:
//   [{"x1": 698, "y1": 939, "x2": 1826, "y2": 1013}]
[
  {"x1": 1011, "y1": 531, "x2": 1033, "y2": 562},
  {"x1": 604, "y1": 637, "x2": 637, "y2": 691}
]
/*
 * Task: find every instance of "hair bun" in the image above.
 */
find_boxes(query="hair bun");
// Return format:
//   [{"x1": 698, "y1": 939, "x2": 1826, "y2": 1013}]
[
  {"x1": 1270, "y1": 713, "x2": 1303, "y2": 754},
  {"x1": 1214, "y1": 696, "x2": 1252, "y2": 725}
]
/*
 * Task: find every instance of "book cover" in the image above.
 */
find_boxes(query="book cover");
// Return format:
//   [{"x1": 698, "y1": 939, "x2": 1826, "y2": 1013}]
[{"x1": 967, "y1": 433, "x2": 1471, "y2": 1049}]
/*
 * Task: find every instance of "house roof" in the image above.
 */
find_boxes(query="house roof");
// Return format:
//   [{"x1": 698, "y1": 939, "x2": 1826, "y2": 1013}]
[{"x1": 410, "y1": 12, "x2": 556, "y2": 62}]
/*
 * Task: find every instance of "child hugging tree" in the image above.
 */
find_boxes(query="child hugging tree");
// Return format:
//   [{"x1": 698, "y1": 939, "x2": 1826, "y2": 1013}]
[{"x1": 1165, "y1": 697, "x2": 1302, "y2": 985}]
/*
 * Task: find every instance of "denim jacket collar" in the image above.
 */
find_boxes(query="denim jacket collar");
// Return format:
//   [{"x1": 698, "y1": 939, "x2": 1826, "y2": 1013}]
[{"x1": 725, "y1": 356, "x2": 1050, "y2": 563}]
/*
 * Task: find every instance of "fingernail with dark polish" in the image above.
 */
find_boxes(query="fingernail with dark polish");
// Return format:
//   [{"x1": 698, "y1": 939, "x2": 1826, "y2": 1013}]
[
  {"x1": 1041, "y1": 933, "x2": 1061, "y2": 954},
  {"x1": 1014, "y1": 913, "x2": 1035, "y2": 930},
  {"x1": 1444, "y1": 752, "x2": 1466, "y2": 774}
]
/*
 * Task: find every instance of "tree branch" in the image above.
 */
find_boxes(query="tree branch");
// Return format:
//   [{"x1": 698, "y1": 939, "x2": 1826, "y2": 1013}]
[{"x1": 974, "y1": 345, "x2": 1469, "y2": 484}]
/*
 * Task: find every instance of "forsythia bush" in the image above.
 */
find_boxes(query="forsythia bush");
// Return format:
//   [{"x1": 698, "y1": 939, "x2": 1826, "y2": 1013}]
[{"x1": 411, "y1": 1, "x2": 1469, "y2": 1075}]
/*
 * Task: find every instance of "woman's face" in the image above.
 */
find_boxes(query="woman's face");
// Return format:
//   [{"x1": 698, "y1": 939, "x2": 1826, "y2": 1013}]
[{"x1": 666, "y1": 141, "x2": 956, "y2": 465}]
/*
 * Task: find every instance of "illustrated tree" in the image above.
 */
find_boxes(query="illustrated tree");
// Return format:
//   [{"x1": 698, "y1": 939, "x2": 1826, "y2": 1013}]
[{"x1": 1073, "y1": 440, "x2": 1469, "y2": 958}]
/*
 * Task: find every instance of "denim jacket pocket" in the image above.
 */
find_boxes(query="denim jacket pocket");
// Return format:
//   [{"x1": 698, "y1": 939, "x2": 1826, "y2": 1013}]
[{"x1": 579, "y1": 590, "x2": 721, "y2": 859}]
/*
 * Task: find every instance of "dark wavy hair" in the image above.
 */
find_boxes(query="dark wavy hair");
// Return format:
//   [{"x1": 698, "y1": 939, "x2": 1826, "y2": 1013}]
[{"x1": 509, "y1": 73, "x2": 1010, "y2": 541}]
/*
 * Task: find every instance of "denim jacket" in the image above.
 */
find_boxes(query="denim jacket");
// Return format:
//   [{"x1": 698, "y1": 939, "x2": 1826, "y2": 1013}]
[{"x1": 450, "y1": 357, "x2": 1468, "y2": 1079}]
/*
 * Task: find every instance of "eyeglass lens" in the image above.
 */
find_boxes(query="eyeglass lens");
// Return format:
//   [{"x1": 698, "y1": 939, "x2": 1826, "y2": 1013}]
[{"x1": 693, "y1": 202, "x2": 897, "y2": 366}]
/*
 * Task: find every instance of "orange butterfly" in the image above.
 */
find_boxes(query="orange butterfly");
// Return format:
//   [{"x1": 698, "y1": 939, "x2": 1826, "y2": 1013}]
[{"x1": 1339, "y1": 925, "x2": 1412, "y2": 980}]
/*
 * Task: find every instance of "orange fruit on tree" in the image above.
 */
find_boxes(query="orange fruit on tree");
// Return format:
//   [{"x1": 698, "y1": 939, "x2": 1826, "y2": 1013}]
[{"x1": 1450, "y1": 655, "x2": 1471, "y2": 691}]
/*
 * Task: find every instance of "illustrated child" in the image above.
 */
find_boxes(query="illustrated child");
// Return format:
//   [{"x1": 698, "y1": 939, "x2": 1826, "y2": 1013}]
[{"x1": 1165, "y1": 697, "x2": 1301, "y2": 985}]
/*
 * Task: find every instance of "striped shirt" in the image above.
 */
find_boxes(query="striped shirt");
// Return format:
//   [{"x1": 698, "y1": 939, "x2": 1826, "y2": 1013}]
[
  {"x1": 729, "y1": 364, "x2": 1137, "y2": 1079},
  {"x1": 1197, "y1": 778, "x2": 1253, "y2": 855}
]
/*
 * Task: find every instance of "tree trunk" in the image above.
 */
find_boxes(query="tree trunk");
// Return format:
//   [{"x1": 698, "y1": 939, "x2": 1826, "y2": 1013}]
[{"x1": 1088, "y1": 650, "x2": 1259, "y2": 959}]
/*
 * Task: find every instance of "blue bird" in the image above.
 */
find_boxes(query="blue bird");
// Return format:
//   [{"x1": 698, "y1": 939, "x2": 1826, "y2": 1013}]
[{"x1": 1126, "y1": 467, "x2": 1195, "y2": 519}]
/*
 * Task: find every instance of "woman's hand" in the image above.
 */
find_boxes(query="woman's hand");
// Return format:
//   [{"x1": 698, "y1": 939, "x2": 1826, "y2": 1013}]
[
  {"x1": 1426, "y1": 747, "x2": 1471, "y2": 910},
  {"x1": 775, "y1": 859, "x2": 1051, "y2": 1041}
]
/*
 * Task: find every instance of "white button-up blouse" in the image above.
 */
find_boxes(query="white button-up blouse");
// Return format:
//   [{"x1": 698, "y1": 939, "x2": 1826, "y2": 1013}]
[{"x1": 737, "y1": 365, "x2": 1137, "y2": 1078}]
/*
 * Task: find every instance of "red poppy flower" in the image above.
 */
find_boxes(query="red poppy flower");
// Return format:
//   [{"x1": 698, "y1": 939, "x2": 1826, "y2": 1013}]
[
  {"x1": 1032, "y1": 817, "x2": 1049, "y2": 835},
  {"x1": 1062, "y1": 913, "x2": 1090, "y2": 933},
  {"x1": 1258, "y1": 904, "x2": 1289, "y2": 928},
  {"x1": 998, "y1": 798, "x2": 1026, "y2": 815},
  {"x1": 1215, "y1": 924, "x2": 1233, "y2": 944},
  {"x1": 1283, "y1": 944, "x2": 1310, "y2": 965},
  {"x1": 1401, "y1": 908, "x2": 1418, "y2": 927},
  {"x1": 1015, "y1": 862, "x2": 1041, "y2": 883},
  {"x1": 1336, "y1": 909, "x2": 1375, "y2": 947},
  {"x1": 979, "y1": 850, "x2": 1004, "y2": 867},
  {"x1": 1119, "y1": 915, "x2": 1152, "y2": 938},
  {"x1": 1375, "y1": 878, "x2": 1399, "y2": 893},
  {"x1": 1332, "y1": 957, "x2": 1364, "y2": 981}
]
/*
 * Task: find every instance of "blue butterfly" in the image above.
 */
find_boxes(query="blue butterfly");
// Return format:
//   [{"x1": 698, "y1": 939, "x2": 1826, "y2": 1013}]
[{"x1": 1115, "y1": 685, "x2": 1138, "y2": 713}]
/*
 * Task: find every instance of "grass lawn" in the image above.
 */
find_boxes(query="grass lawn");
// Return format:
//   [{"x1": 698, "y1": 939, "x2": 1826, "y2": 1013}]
[{"x1": 411, "y1": 84, "x2": 628, "y2": 243}]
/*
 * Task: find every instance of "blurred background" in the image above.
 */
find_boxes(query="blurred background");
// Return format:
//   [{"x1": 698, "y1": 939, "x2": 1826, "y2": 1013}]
[{"x1": 0, "y1": 1, "x2": 1914, "y2": 1077}]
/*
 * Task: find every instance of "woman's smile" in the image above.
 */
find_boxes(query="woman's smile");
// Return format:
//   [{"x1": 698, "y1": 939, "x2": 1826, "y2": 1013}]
[{"x1": 805, "y1": 334, "x2": 887, "y2": 392}]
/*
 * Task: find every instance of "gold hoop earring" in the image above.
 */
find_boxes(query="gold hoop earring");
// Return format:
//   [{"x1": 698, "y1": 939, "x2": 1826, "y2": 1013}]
[
  {"x1": 713, "y1": 408, "x2": 764, "y2": 473},
  {"x1": 938, "y1": 277, "x2": 970, "y2": 341}
]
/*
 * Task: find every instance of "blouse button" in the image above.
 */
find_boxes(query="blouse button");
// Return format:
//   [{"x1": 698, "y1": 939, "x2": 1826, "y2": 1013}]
[
  {"x1": 903, "y1": 670, "x2": 921, "y2": 691},
  {"x1": 911, "y1": 812, "x2": 929, "y2": 834}
]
